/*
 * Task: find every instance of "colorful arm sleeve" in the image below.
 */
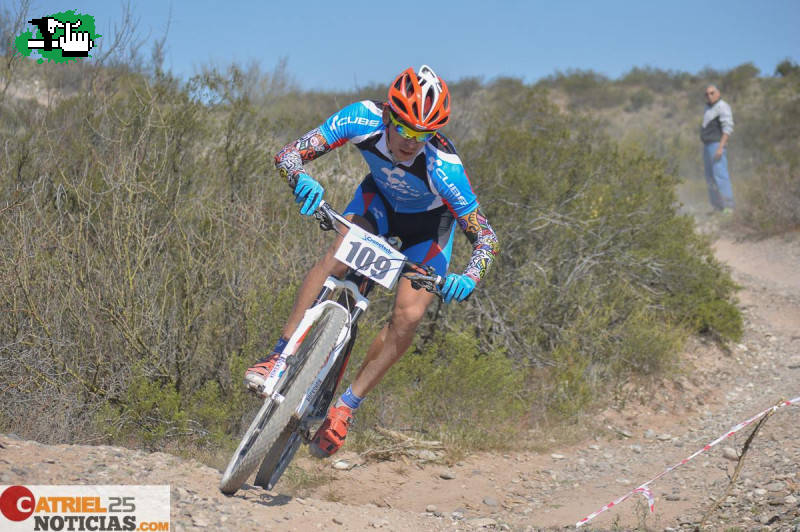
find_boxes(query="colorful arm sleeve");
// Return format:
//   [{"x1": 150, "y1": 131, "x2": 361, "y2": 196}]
[
  {"x1": 457, "y1": 207, "x2": 499, "y2": 282},
  {"x1": 274, "y1": 127, "x2": 332, "y2": 188}
]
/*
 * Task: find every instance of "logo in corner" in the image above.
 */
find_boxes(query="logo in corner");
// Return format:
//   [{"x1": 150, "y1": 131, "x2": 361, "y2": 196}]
[
  {"x1": 14, "y1": 11, "x2": 100, "y2": 64},
  {"x1": 0, "y1": 485, "x2": 35, "y2": 522}
]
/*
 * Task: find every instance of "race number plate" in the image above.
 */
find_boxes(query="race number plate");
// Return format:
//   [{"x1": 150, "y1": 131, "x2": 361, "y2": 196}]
[{"x1": 334, "y1": 224, "x2": 405, "y2": 289}]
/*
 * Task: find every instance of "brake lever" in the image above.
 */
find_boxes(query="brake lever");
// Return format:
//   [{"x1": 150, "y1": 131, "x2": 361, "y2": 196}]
[
  {"x1": 407, "y1": 275, "x2": 444, "y2": 299},
  {"x1": 314, "y1": 204, "x2": 334, "y2": 231},
  {"x1": 409, "y1": 278, "x2": 424, "y2": 291}
]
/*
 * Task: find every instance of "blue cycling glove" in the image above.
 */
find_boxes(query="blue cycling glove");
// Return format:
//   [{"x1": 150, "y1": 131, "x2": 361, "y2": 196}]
[
  {"x1": 441, "y1": 274, "x2": 476, "y2": 303},
  {"x1": 293, "y1": 173, "x2": 324, "y2": 216}
]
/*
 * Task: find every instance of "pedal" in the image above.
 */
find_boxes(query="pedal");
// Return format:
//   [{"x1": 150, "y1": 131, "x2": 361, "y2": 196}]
[{"x1": 246, "y1": 381, "x2": 268, "y2": 399}]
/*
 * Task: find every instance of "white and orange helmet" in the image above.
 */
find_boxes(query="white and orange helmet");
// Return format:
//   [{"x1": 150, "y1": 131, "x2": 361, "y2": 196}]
[{"x1": 388, "y1": 65, "x2": 451, "y2": 130}]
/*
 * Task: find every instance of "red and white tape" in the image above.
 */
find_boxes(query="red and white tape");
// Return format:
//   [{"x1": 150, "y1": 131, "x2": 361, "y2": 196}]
[{"x1": 575, "y1": 395, "x2": 800, "y2": 528}]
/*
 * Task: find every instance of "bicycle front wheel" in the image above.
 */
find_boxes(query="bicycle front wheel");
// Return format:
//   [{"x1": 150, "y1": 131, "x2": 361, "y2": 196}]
[{"x1": 219, "y1": 305, "x2": 348, "y2": 494}]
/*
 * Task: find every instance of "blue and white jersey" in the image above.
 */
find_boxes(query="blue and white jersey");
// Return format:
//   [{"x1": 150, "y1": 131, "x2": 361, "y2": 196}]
[{"x1": 319, "y1": 100, "x2": 478, "y2": 216}]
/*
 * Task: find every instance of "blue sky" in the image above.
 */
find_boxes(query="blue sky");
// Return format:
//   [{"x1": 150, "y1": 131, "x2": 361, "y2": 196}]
[{"x1": 28, "y1": 0, "x2": 800, "y2": 90}]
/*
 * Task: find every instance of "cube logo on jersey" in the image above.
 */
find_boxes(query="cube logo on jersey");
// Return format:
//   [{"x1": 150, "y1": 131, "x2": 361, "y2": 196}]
[
  {"x1": 0, "y1": 485, "x2": 170, "y2": 532},
  {"x1": 428, "y1": 156, "x2": 468, "y2": 207},
  {"x1": 329, "y1": 113, "x2": 381, "y2": 132}
]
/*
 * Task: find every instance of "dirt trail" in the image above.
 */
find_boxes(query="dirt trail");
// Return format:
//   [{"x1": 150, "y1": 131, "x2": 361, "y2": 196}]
[{"x1": 2, "y1": 228, "x2": 799, "y2": 531}]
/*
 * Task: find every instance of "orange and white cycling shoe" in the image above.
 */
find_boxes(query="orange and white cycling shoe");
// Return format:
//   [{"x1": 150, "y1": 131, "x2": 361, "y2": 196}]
[
  {"x1": 243, "y1": 352, "x2": 281, "y2": 397},
  {"x1": 310, "y1": 405, "x2": 354, "y2": 458}
]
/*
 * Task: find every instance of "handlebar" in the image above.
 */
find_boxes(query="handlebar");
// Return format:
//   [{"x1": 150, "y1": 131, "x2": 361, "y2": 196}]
[{"x1": 313, "y1": 201, "x2": 445, "y2": 297}]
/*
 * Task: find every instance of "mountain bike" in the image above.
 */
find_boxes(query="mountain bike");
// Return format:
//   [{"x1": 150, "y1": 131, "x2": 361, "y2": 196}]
[{"x1": 219, "y1": 201, "x2": 443, "y2": 495}]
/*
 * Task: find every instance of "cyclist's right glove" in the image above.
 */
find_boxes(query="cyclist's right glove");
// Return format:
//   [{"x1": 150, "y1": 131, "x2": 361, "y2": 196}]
[
  {"x1": 294, "y1": 173, "x2": 324, "y2": 216},
  {"x1": 441, "y1": 273, "x2": 476, "y2": 303}
]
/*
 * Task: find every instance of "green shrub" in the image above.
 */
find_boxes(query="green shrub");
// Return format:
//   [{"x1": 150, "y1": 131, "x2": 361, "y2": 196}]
[
  {"x1": 720, "y1": 62, "x2": 759, "y2": 95},
  {"x1": 775, "y1": 59, "x2": 800, "y2": 78},
  {"x1": 355, "y1": 331, "x2": 525, "y2": 450},
  {"x1": 540, "y1": 68, "x2": 627, "y2": 109},
  {"x1": 737, "y1": 164, "x2": 800, "y2": 234},
  {"x1": 626, "y1": 88, "x2": 655, "y2": 111},
  {"x1": 547, "y1": 341, "x2": 594, "y2": 418},
  {"x1": 620, "y1": 66, "x2": 695, "y2": 93},
  {"x1": 98, "y1": 373, "x2": 187, "y2": 448}
]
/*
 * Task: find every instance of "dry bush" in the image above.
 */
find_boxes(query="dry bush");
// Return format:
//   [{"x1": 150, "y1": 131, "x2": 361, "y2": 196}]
[{"x1": 0, "y1": 56, "x2": 744, "y2": 453}]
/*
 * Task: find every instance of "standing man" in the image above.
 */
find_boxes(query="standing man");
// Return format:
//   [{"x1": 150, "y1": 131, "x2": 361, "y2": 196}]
[{"x1": 700, "y1": 85, "x2": 735, "y2": 213}]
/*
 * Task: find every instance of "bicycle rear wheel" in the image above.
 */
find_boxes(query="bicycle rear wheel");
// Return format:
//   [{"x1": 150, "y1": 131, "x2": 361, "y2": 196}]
[
  {"x1": 219, "y1": 305, "x2": 348, "y2": 494},
  {"x1": 253, "y1": 426, "x2": 302, "y2": 490}
]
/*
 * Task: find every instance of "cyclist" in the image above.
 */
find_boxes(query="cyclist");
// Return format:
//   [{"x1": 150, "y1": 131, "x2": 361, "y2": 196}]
[{"x1": 245, "y1": 65, "x2": 499, "y2": 458}]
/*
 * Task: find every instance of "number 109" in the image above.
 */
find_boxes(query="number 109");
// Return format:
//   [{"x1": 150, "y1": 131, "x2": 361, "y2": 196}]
[{"x1": 345, "y1": 241, "x2": 391, "y2": 280}]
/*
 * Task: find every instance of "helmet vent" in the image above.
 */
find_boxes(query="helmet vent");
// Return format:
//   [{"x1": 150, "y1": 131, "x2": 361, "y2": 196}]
[
  {"x1": 403, "y1": 77, "x2": 414, "y2": 98},
  {"x1": 391, "y1": 96, "x2": 408, "y2": 114},
  {"x1": 423, "y1": 93, "x2": 433, "y2": 115}
]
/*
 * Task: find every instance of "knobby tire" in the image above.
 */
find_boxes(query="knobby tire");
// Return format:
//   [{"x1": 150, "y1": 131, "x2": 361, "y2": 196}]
[
  {"x1": 253, "y1": 427, "x2": 301, "y2": 490},
  {"x1": 219, "y1": 305, "x2": 348, "y2": 494}
]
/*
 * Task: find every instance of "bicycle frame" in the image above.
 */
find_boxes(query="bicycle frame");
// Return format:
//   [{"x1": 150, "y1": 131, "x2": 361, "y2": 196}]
[{"x1": 258, "y1": 285, "x2": 363, "y2": 410}]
